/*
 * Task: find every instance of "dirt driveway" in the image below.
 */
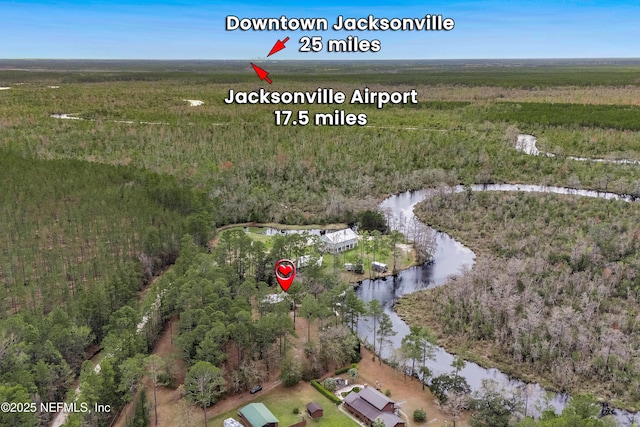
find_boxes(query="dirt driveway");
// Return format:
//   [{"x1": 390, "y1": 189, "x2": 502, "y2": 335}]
[
  {"x1": 112, "y1": 310, "x2": 469, "y2": 427},
  {"x1": 355, "y1": 347, "x2": 470, "y2": 427}
]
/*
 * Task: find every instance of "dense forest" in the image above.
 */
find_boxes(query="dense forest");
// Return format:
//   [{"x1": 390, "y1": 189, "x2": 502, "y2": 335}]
[
  {"x1": 0, "y1": 153, "x2": 215, "y2": 315},
  {"x1": 0, "y1": 154, "x2": 214, "y2": 426}
]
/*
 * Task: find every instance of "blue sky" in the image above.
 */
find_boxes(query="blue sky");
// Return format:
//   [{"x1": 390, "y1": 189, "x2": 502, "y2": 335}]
[{"x1": 0, "y1": 0, "x2": 638, "y2": 59}]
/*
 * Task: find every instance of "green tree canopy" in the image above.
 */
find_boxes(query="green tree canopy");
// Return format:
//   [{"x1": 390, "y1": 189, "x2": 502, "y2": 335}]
[{"x1": 185, "y1": 361, "x2": 226, "y2": 427}]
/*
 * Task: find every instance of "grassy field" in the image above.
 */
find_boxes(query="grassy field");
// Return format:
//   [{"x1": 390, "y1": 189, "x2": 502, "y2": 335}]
[{"x1": 323, "y1": 238, "x2": 416, "y2": 280}]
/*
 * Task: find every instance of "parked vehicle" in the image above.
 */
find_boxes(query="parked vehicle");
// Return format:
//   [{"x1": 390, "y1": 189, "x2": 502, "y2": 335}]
[
  {"x1": 223, "y1": 418, "x2": 243, "y2": 427},
  {"x1": 371, "y1": 261, "x2": 388, "y2": 272},
  {"x1": 344, "y1": 263, "x2": 364, "y2": 273}
]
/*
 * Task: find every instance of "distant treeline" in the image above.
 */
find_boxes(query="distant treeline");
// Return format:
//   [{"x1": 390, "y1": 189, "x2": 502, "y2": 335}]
[
  {"x1": 3, "y1": 62, "x2": 640, "y2": 87},
  {"x1": 487, "y1": 102, "x2": 640, "y2": 130},
  {"x1": 408, "y1": 100, "x2": 471, "y2": 110}
]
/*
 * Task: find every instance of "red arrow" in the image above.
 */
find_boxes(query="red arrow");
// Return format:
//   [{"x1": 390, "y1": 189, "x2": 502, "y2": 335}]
[
  {"x1": 267, "y1": 36, "x2": 290, "y2": 57},
  {"x1": 251, "y1": 63, "x2": 272, "y2": 84}
]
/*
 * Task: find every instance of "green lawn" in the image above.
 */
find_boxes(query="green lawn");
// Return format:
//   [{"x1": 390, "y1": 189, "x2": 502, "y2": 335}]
[
  {"x1": 227, "y1": 227, "x2": 274, "y2": 246},
  {"x1": 322, "y1": 238, "x2": 415, "y2": 279},
  {"x1": 220, "y1": 225, "x2": 416, "y2": 281},
  {"x1": 207, "y1": 383, "x2": 359, "y2": 427}
]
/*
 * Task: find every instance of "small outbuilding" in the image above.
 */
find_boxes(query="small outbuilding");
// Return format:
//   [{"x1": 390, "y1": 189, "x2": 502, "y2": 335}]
[
  {"x1": 371, "y1": 261, "x2": 388, "y2": 273},
  {"x1": 239, "y1": 403, "x2": 279, "y2": 427},
  {"x1": 306, "y1": 402, "x2": 323, "y2": 419},
  {"x1": 297, "y1": 255, "x2": 323, "y2": 269},
  {"x1": 345, "y1": 263, "x2": 365, "y2": 273},
  {"x1": 334, "y1": 377, "x2": 348, "y2": 389}
]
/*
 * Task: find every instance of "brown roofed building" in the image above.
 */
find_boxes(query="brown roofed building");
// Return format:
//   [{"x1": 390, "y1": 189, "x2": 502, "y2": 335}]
[
  {"x1": 306, "y1": 402, "x2": 323, "y2": 419},
  {"x1": 343, "y1": 387, "x2": 405, "y2": 427},
  {"x1": 376, "y1": 412, "x2": 406, "y2": 427}
]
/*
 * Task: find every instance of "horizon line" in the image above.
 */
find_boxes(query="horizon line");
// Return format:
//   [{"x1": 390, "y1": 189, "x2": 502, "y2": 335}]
[{"x1": 2, "y1": 57, "x2": 640, "y2": 61}]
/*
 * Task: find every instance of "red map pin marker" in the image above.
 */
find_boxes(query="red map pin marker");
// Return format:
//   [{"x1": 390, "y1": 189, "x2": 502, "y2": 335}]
[
  {"x1": 274, "y1": 259, "x2": 296, "y2": 292},
  {"x1": 267, "y1": 36, "x2": 290, "y2": 57},
  {"x1": 251, "y1": 63, "x2": 272, "y2": 84}
]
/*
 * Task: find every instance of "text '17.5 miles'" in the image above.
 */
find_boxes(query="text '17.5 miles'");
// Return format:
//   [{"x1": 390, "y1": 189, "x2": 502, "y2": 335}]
[{"x1": 274, "y1": 110, "x2": 367, "y2": 126}]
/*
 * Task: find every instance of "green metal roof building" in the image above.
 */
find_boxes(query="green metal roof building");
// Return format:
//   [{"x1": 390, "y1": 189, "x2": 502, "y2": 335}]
[{"x1": 239, "y1": 403, "x2": 279, "y2": 427}]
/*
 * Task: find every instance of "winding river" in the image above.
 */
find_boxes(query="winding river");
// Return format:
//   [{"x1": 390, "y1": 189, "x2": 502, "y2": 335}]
[{"x1": 355, "y1": 185, "x2": 640, "y2": 426}]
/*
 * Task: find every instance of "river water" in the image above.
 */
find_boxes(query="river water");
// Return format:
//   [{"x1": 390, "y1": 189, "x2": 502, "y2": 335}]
[{"x1": 355, "y1": 185, "x2": 640, "y2": 425}]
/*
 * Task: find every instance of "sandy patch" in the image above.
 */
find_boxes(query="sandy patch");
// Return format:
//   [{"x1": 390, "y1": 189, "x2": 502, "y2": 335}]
[
  {"x1": 51, "y1": 113, "x2": 84, "y2": 120},
  {"x1": 515, "y1": 134, "x2": 540, "y2": 156},
  {"x1": 50, "y1": 113, "x2": 167, "y2": 125},
  {"x1": 184, "y1": 99, "x2": 204, "y2": 106},
  {"x1": 50, "y1": 356, "x2": 103, "y2": 427},
  {"x1": 0, "y1": 87, "x2": 10, "y2": 90},
  {"x1": 396, "y1": 243, "x2": 413, "y2": 253},
  {"x1": 356, "y1": 347, "x2": 468, "y2": 426},
  {"x1": 138, "y1": 121, "x2": 168, "y2": 125}
]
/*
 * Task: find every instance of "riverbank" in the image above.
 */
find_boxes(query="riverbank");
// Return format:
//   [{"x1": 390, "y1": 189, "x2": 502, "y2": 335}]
[
  {"x1": 396, "y1": 291, "x2": 562, "y2": 391},
  {"x1": 356, "y1": 347, "x2": 469, "y2": 427},
  {"x1": 396, "y1": 189, "x2": 640, "y2": 413},
  {"x1": 395, "y1": 289, "x2": 640, "y2": 413}
]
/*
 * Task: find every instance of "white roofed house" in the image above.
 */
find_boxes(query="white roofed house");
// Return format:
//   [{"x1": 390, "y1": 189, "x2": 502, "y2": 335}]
[{"x1": 321, "y1": 228, "x2": 358, "y2": 254}]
